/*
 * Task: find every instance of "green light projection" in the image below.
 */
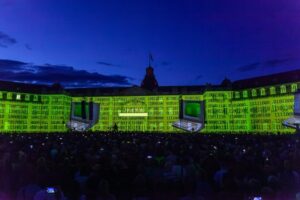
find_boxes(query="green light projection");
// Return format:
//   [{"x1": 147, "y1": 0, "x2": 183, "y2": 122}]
[
  {"x1": 203, "y1": 91, "x2": 294, "y2": 133},
  {"x1": 184, "y1": 102, "x2": 201, "y2": 118},
  {"x1": 0, "y1": 82, "x2": 297, "y2": 133},
  {"x1": 73, "y1": 102, "x2": 89, "y2": 118},
  {"x1": 0, "y1": 92, "x2": 71, "y2": 132},
  {"x1": 74, "y1": 102, "x2": 83, "y2": 117}
]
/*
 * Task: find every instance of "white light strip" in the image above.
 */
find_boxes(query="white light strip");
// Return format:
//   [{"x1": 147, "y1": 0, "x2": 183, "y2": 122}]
[{"x1": 119, "y1": 113, "x2": 148, "y2": 117}]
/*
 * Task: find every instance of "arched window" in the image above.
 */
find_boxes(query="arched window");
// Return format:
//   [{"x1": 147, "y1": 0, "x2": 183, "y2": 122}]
[
  {"x1": 33, "y1": 95, "x2": 38, "y2": 101},
  {"x1": 280, "y1": 85, "x2": 286, "y2": 94},
  {"x1": 270, "y1": 87, "x2": 276, "y2": 95},
  {"x1": 252, "y1": 89, "x2": 257, "y2": 97},
  {"x1": 260, "y1": 88, "x2": 266, "y2": 96},
  {"x1": 243, "y1": 90, "x2": 248, "y2": 98},
  {"x1": 291, "y1": 84, "x2": 298, "y2": 92},
  {"x1": 25, "y1": 94, "x2": 30, "y2": 101},
  {"x1": 7, "y1": 92, "x2": 12, "y2": 100}
]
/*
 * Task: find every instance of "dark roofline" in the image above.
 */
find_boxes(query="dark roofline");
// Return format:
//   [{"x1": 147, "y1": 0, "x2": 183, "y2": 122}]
[
  {"x1": 1, "y1": 69, "x2": 300, "y2": 95},
  {"x1": 232, "y1": 69, "x2": 300, "y2": 90}
]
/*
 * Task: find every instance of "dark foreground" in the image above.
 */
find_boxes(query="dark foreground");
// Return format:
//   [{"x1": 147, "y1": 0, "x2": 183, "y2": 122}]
[{"x1": 0, "y1": 132, "x2": 300, "y2": 200}]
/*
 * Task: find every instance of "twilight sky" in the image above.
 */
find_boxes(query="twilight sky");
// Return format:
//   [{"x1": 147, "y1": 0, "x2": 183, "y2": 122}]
[{"x1": 0, "y1": 0, "x2": 300, "y2": 87}]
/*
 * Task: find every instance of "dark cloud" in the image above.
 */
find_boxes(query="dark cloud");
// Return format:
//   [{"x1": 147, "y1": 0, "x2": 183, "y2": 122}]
[
  {"x1": 236, "y1": 58, "x2": 297, "y2": 72},
  {"x1": 0, "y1": 59, "x2": 131, "y2": 87},
  {"x1": 0, "y1": 31, "x2": 17, "y2": 48},
  {"x1": 0, "y1": 59, "x2": 28, "y2": 70},
  {"x1": 97, "y1": 61, "x2": 120, "y2": 67}
]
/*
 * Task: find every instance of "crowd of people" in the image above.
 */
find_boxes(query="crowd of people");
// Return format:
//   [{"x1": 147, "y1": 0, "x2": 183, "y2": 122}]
[{"x1": 0, "y1": 131, "x2": 300, "y2": 200}]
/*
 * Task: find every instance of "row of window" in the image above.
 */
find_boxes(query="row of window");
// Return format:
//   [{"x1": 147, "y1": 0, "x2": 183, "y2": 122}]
[
  {"x1": 1, "y1": 83, "x2": 298, "y2": 104},
  {"x1": 0, "y1": 92, "x2": 69, "y2": 102},
  {"x1": 234, "y1": 84, "x2": 298, "y2": 99}
]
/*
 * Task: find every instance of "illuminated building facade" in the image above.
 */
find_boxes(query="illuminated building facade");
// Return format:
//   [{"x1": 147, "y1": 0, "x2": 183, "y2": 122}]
[
  {"x1": 0, "y1": 69, "x2": 299, "y2": 133},
  {"x1": 0, "y1": 81, "x2": 71, "y2": 132}
]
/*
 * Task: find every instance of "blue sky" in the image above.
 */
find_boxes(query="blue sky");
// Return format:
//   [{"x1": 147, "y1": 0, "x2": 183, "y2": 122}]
[{"x1": 0, "y1": 0, "x2": 300, "y2": 87}]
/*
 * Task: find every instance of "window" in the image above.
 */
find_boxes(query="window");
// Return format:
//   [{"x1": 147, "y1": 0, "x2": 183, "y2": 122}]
[
  {"x1": 280, "y1": 85, "x2": 286, "y2": 94},
  {"x1": 251, "y1": 89, "x2": 257, "y2": 97},
  {"x1": 235, "y1": 92, "x2": 240, "y2": 99},
  {"x1": 270, "y1": 87, "x2": 276, "y2": 95},
  {"x1": 291, "y1": 84, "x2": 298, "y2": 92},
  {"x1": 243, "y1": 90, "x2": 248, "y2": 98},
  {"x1": 16, "y1": 94, "x2": 21, "y2": 100},
  {"x1": 0, "y1": 92, "x2": 2, "y2": 99},
  {"x1": 260, "y1": 88, "x2": 266, "y2": 96},
  {"x1": 25, "y1": 95, "x2": 30, "y2": 101},
  {"x1": 7, "y1": 93, "x2": 12, "y2": 100},
  {"x1": 33, "y1": 95, "x2": 38, "y2": 101}
]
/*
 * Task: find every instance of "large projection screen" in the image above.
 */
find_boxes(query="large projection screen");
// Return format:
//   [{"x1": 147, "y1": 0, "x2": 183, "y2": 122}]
[
  {"x1": 182, "y1": 101, "x2": 204, "y2": 122},
  {"x1": 294, "y1": 93, "x2": 300, "y2": 116}
]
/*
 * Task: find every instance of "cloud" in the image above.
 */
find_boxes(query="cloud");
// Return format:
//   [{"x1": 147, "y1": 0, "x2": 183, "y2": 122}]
[
  {"x1": 0, "y1": 59, "x2": 27, "y2": 68},
  {"x1": 0, "y1": 31, "x2": 17, "y2": 48},
  {"x1": 236, "y1": 58, "x2": 297, "y2": 72},
  {"x1": 0, "y1": 59, "x2": 131, "y2": 87},
  {"x1": 96, "y1": 61, "x2": 120, "y2": 67}
]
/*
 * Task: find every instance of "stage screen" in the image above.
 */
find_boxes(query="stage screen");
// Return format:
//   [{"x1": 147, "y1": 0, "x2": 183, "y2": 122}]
[
  {"x1": 183, "y1": 101, "x2": 202, "y2": 121},
  {"x1": 74, "y1": 103, "x2": 82, "y2": 117},
  {"x1": 294, "y1": 93, "x2": 300, "y2": 115},
  {"x1": 73, "y1": 102, "x2": 89, "y2": 118}
]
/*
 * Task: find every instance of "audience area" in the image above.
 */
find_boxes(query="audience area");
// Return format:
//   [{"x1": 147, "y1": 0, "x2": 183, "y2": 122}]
[{"x1": 0, "y1": 132, "x2": 300, "y2": 200}]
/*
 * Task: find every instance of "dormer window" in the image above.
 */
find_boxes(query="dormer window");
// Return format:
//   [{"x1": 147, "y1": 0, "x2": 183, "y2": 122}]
[
  {"x1": 260, "y1": 88, "x2": 266, "y2": 96},
  {"x1": 270, "y1": 87, "x2": 276, "y2": 95},
  {"x1": 251, "y1": 89, "x2": 257, "y2": 97},
  {"x1": 280, "y1": 85, "x2": 286, "y2": 94}
]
